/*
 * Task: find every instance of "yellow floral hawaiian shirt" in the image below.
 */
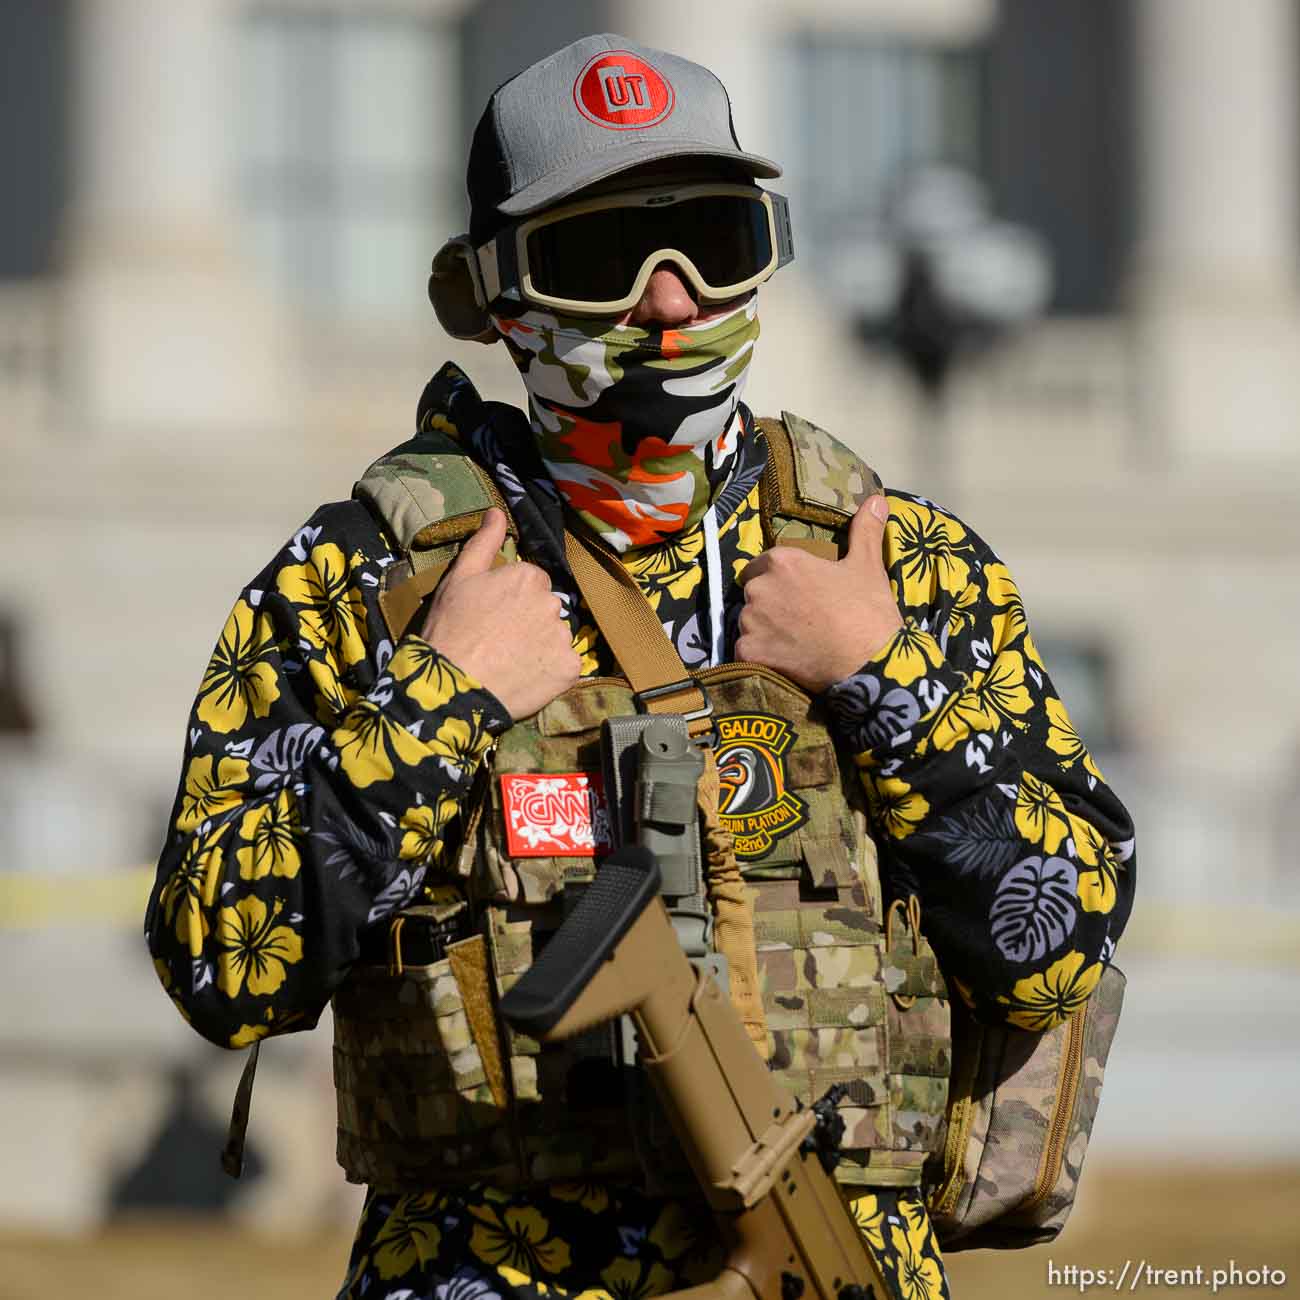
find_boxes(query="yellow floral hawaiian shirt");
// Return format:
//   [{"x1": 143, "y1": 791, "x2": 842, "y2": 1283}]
[{"x1": 146, "y1": 366, "x2": 1134, "y2": 1300}]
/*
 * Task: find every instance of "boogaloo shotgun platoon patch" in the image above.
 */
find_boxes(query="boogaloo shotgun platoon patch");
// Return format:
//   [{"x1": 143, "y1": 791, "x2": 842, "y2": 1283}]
[{"x1": 714, "y1": 711, "x2": 808, "y2": 859}]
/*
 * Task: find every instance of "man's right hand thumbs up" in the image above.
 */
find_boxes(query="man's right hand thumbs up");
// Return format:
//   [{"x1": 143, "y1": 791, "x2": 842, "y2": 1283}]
[
  {"x1": 735, "y1": 492, "x2": 903, "y2": 693},
  {"x1": 421, "y1": 508, "x2": 581, "y2": 721}
]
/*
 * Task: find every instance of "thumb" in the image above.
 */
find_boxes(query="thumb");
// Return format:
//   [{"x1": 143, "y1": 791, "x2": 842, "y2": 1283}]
[
  {"x1": 842, "y1": 492, "x2": 889, "y2": 566},
  {"x1": 444, "y1": 506, "x2": 507, "y2": 582}
]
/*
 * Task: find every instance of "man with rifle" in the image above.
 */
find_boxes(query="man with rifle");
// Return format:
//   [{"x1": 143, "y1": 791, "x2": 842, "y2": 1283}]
[{"x1": 146, "y1": 33, "x2": 1135, "y2": 1299}]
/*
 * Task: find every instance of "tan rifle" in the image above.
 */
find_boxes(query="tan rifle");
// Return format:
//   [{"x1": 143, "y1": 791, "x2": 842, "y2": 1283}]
[{"x1": 500, "y1": 844, "x2": 888, "y2": 1300}]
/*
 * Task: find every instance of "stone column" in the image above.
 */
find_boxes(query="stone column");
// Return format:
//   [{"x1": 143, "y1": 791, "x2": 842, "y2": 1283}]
[
  {"x1": 1137, "y1": 0, "x2": 1298, "y2": 301},
  {"x1": 62, "y1": 0, "x2": 289, "y2": 438},
  {"x1": 1133, "y1": 0, "x2": 1300, "y2": 468}
]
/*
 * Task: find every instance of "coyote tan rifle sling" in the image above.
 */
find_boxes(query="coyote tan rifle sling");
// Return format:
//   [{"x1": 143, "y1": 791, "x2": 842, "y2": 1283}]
[{"x1": 563, "y1": 524, "x2": 768, "y2": 1047}]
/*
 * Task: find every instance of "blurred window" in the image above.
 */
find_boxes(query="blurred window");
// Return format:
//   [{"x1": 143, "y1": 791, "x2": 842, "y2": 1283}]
[
  {"x1": 238, "y1": 8, "x2": 460, "y2": 320},
  {"x1": 787, "y1": 35, "x2": 983, "y2": 252},
  {"x1": 0, "y1": 0, "x2": 70, "y2": 279},
  {"x1": 983, "y1": 0, "x2": 1134, "y2": 315},
  {"x1": 786, "y1": 0, "x2": 1133, "y2": 315}
]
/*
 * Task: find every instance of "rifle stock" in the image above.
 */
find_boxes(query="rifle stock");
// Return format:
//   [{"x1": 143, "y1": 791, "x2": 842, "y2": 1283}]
[{"x1": 500, "y1": 847, "x2": 884, "y2": 1300}]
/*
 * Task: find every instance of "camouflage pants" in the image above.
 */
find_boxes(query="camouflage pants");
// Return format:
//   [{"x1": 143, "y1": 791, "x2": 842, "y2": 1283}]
[{"x1": 336, "y1": 1181, "x2": 952, "y2": 1300}]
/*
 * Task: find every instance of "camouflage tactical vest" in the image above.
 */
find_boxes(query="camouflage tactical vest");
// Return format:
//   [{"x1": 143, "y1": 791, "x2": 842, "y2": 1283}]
[{"x1": 332, "y1": 412, "x2": 951, "y2": 1194}]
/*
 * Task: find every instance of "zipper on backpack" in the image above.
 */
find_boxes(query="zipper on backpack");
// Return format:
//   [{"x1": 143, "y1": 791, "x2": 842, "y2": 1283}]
[
  {"x1": 930, "y1": 1022, "x2": 983, "y2": 1217},
  {"x1": 1019, "y1": 999, "x2": 1089, "y2": 1214}
]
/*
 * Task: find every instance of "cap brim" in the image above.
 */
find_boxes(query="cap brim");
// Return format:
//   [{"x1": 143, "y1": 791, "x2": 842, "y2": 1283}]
[{"x1": 497, "y1": 141, "x2": 782, "y2": 218}]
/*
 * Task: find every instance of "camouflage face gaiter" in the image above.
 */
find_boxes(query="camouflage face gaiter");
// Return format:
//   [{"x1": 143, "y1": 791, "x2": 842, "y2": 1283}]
[{"x1": 492, "y1": 296, "x2": 760, "y2": 551}]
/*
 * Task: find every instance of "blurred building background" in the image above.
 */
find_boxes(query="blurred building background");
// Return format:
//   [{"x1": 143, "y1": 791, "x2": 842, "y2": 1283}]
[{"x1": 1, "y1": 0, "x2": 1298, "y2": 1295}]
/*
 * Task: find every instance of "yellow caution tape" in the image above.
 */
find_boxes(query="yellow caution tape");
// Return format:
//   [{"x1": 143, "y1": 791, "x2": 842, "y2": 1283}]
[
  {"x1": 2, "y1": 869, "x2": 1300, "y2": 972},
  {"x1": 0, "y1": 866, "x2": 155, "y2": 928},
  {"x1": 1119, "y1": 902, "x2": 1300, "y2": 967}
]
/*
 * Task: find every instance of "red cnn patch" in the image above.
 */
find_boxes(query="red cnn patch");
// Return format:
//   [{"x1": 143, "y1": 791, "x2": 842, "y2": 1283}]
[
  {"x1": 500, "y1": 772, "x2": 613, "y2": 857},
  {"x1": 573, "y1": 51, "x2": 675, "y2": 130}
]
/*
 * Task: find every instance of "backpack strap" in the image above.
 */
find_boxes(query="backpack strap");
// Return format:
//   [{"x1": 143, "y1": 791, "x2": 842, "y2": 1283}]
[
  {"x1": 353, "y1": 428, "x2": 519, "y2": 639},
  {"x1": 757, "y1": 411, "x2": 886, "y2": 560}
]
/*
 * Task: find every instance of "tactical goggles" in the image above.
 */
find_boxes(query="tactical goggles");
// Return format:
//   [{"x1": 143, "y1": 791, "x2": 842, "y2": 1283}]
[{"x1": 451, "y1": 183, "x2": 794, "y2": 317}]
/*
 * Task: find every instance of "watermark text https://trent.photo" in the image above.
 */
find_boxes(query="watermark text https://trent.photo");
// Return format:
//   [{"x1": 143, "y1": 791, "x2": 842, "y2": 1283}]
[{"x1": 1048, "y1": 1260, "x2": 1289, "y2": 1294}]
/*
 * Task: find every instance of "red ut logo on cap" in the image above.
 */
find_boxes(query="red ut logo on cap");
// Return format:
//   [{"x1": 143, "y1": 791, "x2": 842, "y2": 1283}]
[
  {"x1": 599, "y1": 65, "x2": 646, "y2": 110},
  {"x1": 574, "y1": 51, "x2": 675, "y2": 130}
]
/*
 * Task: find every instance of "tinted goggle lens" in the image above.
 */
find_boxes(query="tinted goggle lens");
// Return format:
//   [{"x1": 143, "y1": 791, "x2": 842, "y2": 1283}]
[{"x1": 524, "y1": 194, "x2": 774, "y2": 304}]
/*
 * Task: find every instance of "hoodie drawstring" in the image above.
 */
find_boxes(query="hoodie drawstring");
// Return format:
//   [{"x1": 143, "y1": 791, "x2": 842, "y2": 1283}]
[{"x1": 703, "y1": 504, "x2": 724, "y2": 668}]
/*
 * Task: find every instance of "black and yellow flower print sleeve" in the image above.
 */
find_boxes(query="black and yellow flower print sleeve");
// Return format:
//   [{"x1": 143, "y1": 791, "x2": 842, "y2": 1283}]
[
  {"x1": 146, "y1": 502, "x2": 511, "y2": 1048},
  {"x1": 824, "y1": 491, "x2": 1135, "y2": 1029}
]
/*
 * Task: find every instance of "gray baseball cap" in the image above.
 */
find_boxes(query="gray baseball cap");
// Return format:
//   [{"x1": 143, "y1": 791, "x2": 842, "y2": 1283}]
[{"x1": 467, "y1": 34, "x2": 781, "y2": 241}]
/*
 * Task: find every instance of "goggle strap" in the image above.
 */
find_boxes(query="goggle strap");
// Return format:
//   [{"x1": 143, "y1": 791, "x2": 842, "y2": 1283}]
[
  {"x1": 476, "y1": 237, "x2": 504, "y2": 307},
  {"x1": 771, "y1": 192, "x2": 795, "y2": 269}
]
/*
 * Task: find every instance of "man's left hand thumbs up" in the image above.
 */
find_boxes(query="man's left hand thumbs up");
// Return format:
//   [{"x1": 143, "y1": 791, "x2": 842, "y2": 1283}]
[{"x1": 735, "y1": 493, "x2": 904, "y2": 693}]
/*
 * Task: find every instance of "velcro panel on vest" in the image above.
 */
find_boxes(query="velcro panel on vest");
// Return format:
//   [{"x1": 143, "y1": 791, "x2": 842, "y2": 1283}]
[
  {"x1": 778, "y1": 535, "x2": 841, "y2": 562},
  {"x1": 376, "y1": 552, "x2": 451, "y2": 640},
  {"x1": 447, "y1": 934, "x2": 508, "y2": 1110}
]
